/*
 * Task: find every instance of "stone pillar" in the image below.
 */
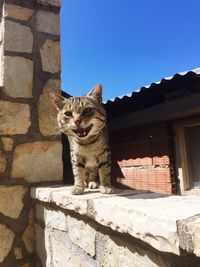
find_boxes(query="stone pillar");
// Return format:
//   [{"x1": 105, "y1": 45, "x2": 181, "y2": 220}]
[{"x1": 0, "y1": 0, "x2": 62, "y2": 266}]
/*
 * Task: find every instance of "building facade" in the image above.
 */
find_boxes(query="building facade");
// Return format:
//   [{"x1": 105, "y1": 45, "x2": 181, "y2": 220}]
[{"x1": 105, "y1": 68, "x2": 200, "y2": 195}]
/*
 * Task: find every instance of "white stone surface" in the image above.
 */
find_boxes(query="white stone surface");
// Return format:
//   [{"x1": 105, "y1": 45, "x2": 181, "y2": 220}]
[
  {"x1": 0, "y1": 19, "x2": 4, "y2": 43},
  {"x1": 99, "y1": 234, "x2": 167, "y2": 267},
  {"x1": 36, "y1": 222, "x2": 93, "y2": 267},
  {"x1": 36, "y1": 204, "x2": 68, "y2": 231},
  {"x1": 31, "y1": 186, "x2": 200, "y2": 255},
  {"x1": 0, "y1": 37, "x2": 4, "y2": 87},
  {"x1": 32, "y1": 186, "x2": 108, "y2": 214},
  {"x1": 50, "y1": 234, "x2": 94, "y2": 267},
  {"x1": 5, "y1": 21, "x2": 33, "y2": 53},
  {"x1": 36, "y1": 10, "x2": 60, "y2": 35},
  {"x1": 188, "y1": 218, "x2": 200, "y2": 257},
  {"x1": 67, "y1": 216, "x2": 96, "y2": 256},
  {"x1": 3, "y1": 56, "x2": 33, "y2": 98},
  {"x1": 0, "y1": 101, "x2": 31, "y2": 135},
  {"x1": 178, "y1": 215, "x2": 200, "y2": 257},
  {"x1": 11, "y1": 141, "x2": 63, "y2": 183},
  {"x1": 40, "y1": 39, "x2": 60, "y2": 73},
  {"x1": 35, "y1": 224, "x2": 50, "y2": 267}
]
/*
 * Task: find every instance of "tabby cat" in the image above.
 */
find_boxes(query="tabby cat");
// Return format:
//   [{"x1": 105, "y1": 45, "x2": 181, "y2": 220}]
[{"x1": 50, "y1": 84, "x2": 114, "y2": 195}]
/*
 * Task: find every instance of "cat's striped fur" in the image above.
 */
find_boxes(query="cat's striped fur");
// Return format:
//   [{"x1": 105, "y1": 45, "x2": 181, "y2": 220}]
[{"x1": 50, "y1": 84, "x2": 114, "y2": 195}]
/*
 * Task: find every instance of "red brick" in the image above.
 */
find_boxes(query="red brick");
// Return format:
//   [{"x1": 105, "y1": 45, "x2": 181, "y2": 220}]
[
  {"x1": 113, "y1": 167, "x2": 172, "y2": 194},
  {"x1": 153, "y1": 155, "x2": 169, "y2": 165}
]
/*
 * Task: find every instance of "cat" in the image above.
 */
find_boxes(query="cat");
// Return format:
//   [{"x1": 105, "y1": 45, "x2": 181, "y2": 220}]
[{"x1": 50, "y1": 84, "x2": 114, "y2": 195}]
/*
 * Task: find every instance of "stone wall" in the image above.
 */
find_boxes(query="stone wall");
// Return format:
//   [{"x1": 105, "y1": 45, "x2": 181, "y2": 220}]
[
  {"x1": 32, "y1": 186, "x2": 200, "y2": 267},
  {"x1": 0, "y1": 0, "x2": 62, "y2": 266}
]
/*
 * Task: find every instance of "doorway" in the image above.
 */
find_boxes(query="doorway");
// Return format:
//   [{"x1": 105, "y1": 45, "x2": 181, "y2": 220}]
[
  {"x1": 176, "y1": 119, "x2": 200, "y2": 193},
  {"x1": 184, "y1": 125, "x2": 200, "y2": 188}
]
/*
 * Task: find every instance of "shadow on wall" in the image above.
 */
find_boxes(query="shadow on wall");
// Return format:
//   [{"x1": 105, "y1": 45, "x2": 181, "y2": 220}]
[{"x1": 110, "y1": 123, "x2": 176, "y2": 194}]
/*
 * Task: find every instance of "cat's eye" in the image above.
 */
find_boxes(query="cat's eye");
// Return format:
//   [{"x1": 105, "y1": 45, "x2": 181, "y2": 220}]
[
  {"x1": 64, "y1": 111, "x2": 72, "y2": 117},
  {"x1": 82, "y1": 108, "x2": 93, "y2": 116}
]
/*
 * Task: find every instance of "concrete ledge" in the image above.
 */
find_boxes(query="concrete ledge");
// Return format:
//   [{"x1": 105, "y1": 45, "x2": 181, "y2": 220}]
[{"x1": 31, "y1": 186, "x2": 200, "y2": 256}]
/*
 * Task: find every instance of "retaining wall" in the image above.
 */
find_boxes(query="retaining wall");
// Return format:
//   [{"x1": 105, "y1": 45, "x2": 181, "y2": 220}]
[{"x1": 32, "y1": 186, "x2": 200, "y2": 267}]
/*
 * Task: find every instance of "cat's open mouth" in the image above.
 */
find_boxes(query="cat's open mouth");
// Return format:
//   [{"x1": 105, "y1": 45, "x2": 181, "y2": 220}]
[{"x1": 73, "y1": 124, "x2": 93, "y2": 138}]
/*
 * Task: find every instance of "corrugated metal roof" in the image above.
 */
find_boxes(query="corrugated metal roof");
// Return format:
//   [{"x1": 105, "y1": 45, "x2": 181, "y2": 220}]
[{"x1": 104, "y1": 67, "x2": 200, "y2": 104}]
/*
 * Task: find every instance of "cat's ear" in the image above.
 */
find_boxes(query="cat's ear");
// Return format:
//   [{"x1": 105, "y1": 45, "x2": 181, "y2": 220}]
[
  {"x1": 49, "y1": 93, "x2": 66, "y2": 110},
  {"x1": 87, "y1": 84, "x2": 102, "y2": 103}
]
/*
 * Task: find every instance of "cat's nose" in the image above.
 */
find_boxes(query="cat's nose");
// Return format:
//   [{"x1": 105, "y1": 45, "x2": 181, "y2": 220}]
[{"x1": 74, "y1": 119, "x2": 82, "y2": 126}]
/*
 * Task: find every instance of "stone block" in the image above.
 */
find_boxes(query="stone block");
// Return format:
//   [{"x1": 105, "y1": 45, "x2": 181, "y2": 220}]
[
  {"x1": 3, "y1": 56, "x2": 33, "y2": 98},
  {"x1": 0, "y1": 20, "x2": 4, "y2": 43},
  {"x1": 0, "y1": 151, "x2": 6, "y2": 173},
  {"x1": 22, "y1": 208, "x2": 35, "y2": 253},
  {"x1": 0, "y1": 101, "x2": 31, "y2": 135},
  {"x1": 97, "y1": 234, "x2": 168, "y2": 267},
  {"x1": 37, "y1": 0, "x2": 61, "y2": 7},
  {"x1": 0, "y1": 41, "x2": 3, "y2": 87},
  {"x1": 177, "y1": 214, "x2": 200, "y2": 257},
  {"x1": 14, "y1": 247, "x2": 23, "y2": 260},
  {"x1": 0, "y1": 185, "x2": 27, "y2": 219},
  {"x1": 31, "y1": 186, "x2": 128, "y2": 215},
  {"x1": 31, "y1": 186, "x2": 60, "y2": 203},
  {"x1": 36, "y1": 204, "x2": 68, "y2": 231},
  {"x1": 1, "y1": 137, "x2": 13, "y2": 151},
  {"x1": 50, "y1": 234, "x2": 94, "y2": 267},
  {"x1": 4, "y1": 4, "x2": 34, "y2": 21},
  {"x1": 35, "y1": 224, "x2": 49, "y2": 267},
  {"x1": 36, "y1": 10, "x2": 60, "y2": 35},
  {"x1": 38, "y1": 79, "x2": 61, "y2": 136},
  {"x1": 67, "y1": 216, "x2": 96, "y2": 256},
  {"x1": 91, "y1": 192, "x2": 181, "y2": 254},
  {"x1": 40, "y1": 39, "x2": 60, "y2": 73},
  {"x1": 11, "y1": 141, "x2": 63, "y2": 183},
  {"x1": 0, "y1": 224, "x2": 14, "y2": 263},
  {"x1": 5, "y1": 20, "x2": 33, "y2": 53},
  {"x1": 189, "y1": 220, "x2": 200, "y2": 257}
]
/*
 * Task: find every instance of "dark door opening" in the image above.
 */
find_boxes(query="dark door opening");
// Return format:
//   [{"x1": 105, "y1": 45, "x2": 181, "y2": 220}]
[
  {"x1": 184, "y1": 125, "x2": 200, "y2": 189},
  {"x1": 62, "y1": 133, "x2": 74, "y2": 185}
]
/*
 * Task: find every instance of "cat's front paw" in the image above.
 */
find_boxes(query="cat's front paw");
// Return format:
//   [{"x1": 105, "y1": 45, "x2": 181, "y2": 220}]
[
  {"x1": 70, "y1": 186, "x2": 84, "y2": 195},
  {"x1": 100, "y1": 185, "x2": 115, "y2": 194},
  {"x1": 88, "y1": 181, "x2": 99, "y2": 189}
]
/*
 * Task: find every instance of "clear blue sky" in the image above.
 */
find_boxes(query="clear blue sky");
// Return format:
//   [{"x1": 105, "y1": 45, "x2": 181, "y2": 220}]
[{"x1": 60, "y1": 0, "x2": 200, "y2": 101}]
